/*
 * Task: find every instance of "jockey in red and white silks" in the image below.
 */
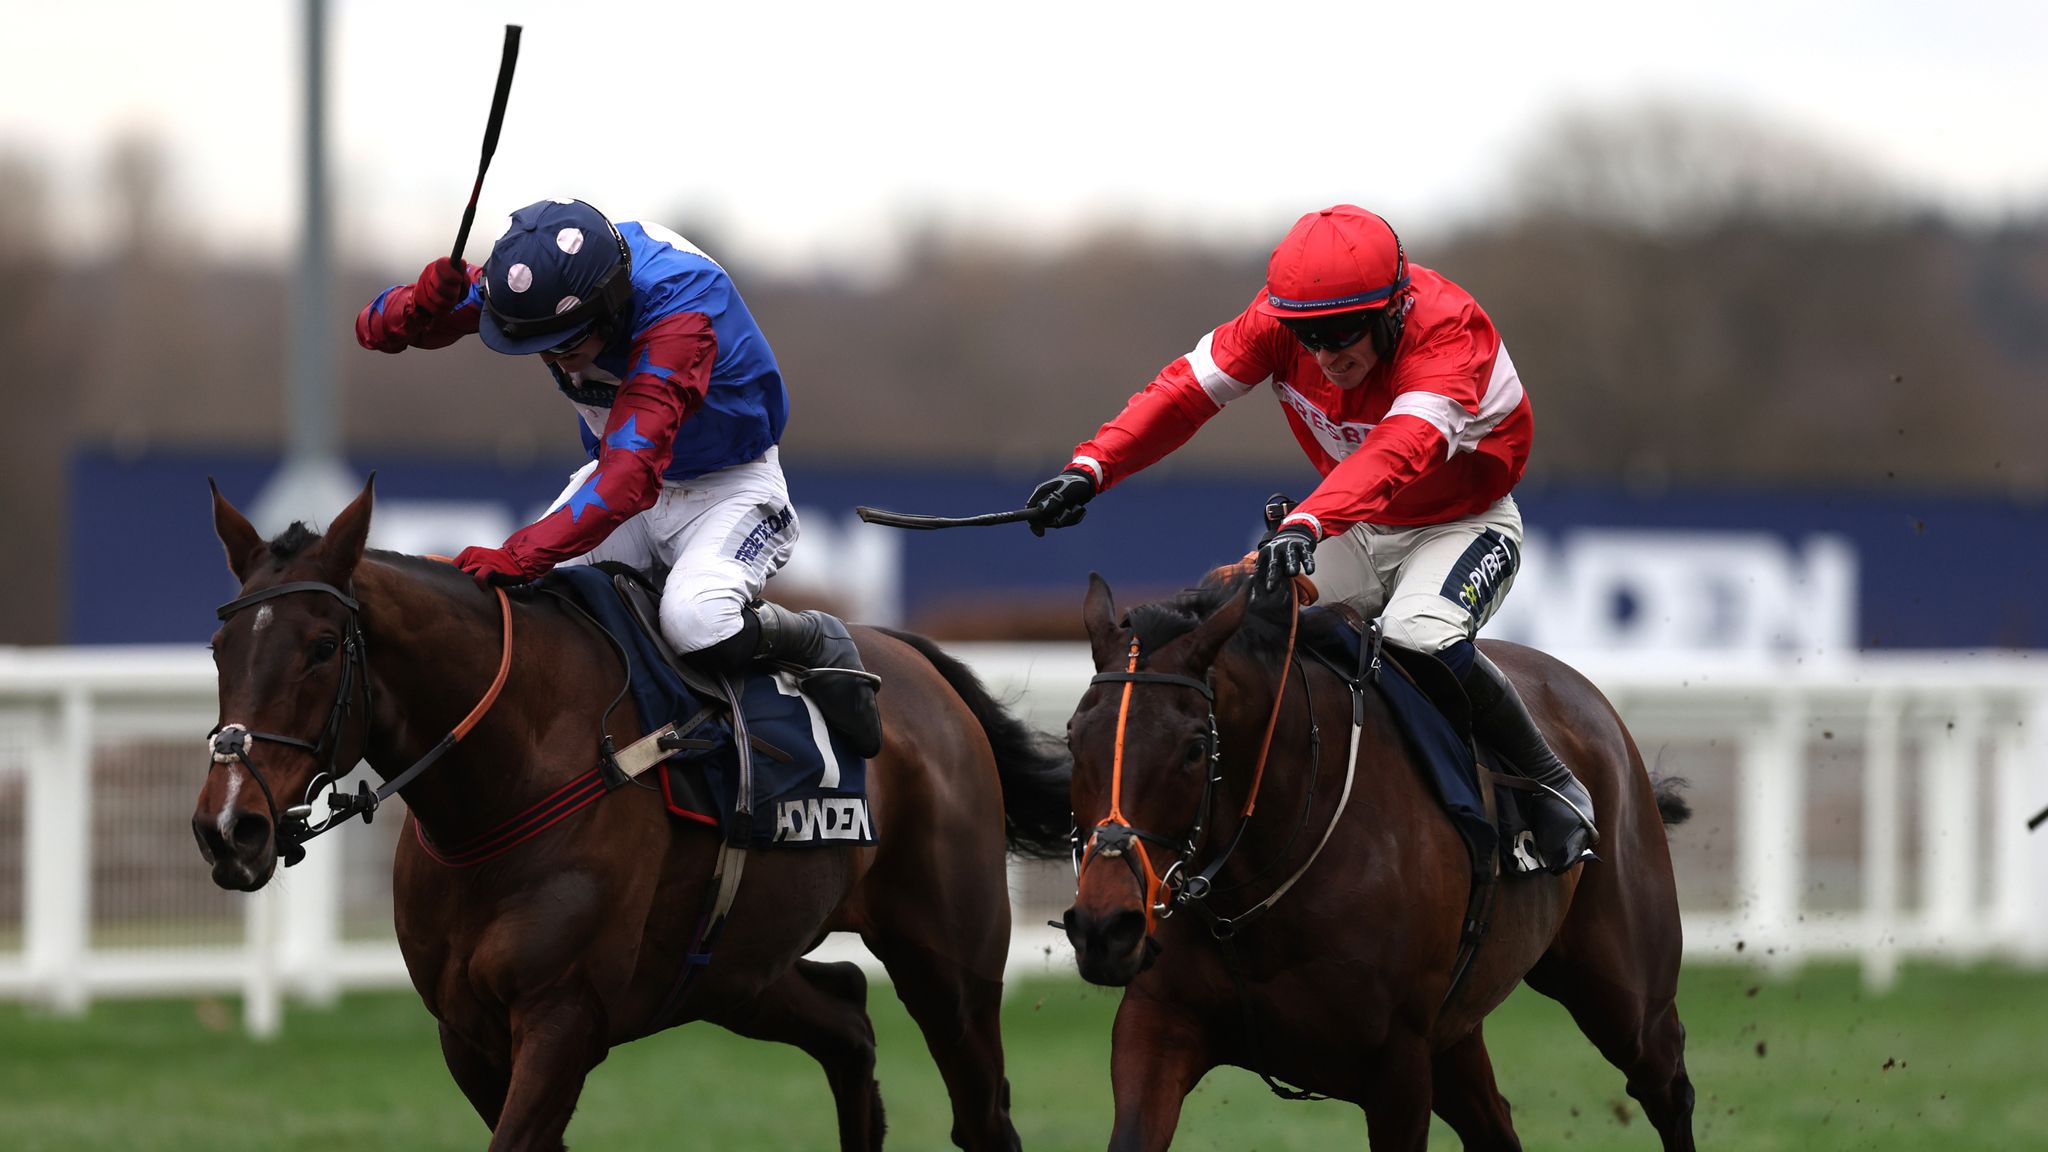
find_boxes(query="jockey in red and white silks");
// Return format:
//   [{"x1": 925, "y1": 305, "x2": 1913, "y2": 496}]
[{"x1": 1026, "y1": 205, "x2": 1596, "y2": 873}]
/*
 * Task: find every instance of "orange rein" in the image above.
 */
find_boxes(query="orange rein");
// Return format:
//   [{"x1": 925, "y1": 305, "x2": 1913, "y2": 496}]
[
  {"x1": 1084, "y1": 639, "x2": 1174, "y2": 935},
  {"x1": 427, "y1": 555, "x2": 515, "y2": 739},
  {"x1": 1082, "y1": 583, "x2": 1301, "y2": 934}
]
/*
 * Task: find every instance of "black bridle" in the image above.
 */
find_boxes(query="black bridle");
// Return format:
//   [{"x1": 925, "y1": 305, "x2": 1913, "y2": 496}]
[{"x1": 208, "y1": 580, "x2": 373, "y2": 866}]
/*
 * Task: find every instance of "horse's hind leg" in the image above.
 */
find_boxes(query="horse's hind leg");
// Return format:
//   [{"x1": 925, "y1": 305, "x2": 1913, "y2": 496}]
[
  {"x1": 863, "y1": 924, "x2": 1019, "y2": 1152},
  {"x1": 1525, "y1": 958, "x2": 1696, "y2": 1151},
  {"x1": 709, "y1": 958, "x2": 886, "y2": 1152},
  {"x1": 1430, "y1": 1025, "x2": 1523, "y2": 1151}
]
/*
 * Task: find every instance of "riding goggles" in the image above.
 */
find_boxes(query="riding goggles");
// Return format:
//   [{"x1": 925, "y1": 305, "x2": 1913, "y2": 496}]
[{"x1": 1278, "y1": 309, "x2": 1376, "y2": 353}]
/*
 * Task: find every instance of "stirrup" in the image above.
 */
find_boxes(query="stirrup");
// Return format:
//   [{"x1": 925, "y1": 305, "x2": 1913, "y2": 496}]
[{"x1": 1527, "y1": 776, "x2": 1600, "y2": 845}]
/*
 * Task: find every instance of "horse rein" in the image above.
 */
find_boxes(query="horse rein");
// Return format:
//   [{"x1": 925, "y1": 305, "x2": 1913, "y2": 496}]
[
  {"x1": 208, "y1": 574, "x2": 513, "y2": 865},
  {"x1": 1080, "y1": 588, "x2": 1366, "y2": 937}
]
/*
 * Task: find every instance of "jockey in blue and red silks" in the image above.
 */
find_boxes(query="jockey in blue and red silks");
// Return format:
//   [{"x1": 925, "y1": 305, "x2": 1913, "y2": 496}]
[{"x1": 357, "y1": 198, "x2": 878, "y2": 755}]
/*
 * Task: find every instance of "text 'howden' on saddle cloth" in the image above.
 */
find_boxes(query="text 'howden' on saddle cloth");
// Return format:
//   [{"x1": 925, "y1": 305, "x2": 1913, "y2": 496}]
[{"x1": 540, "y1": 566, "x2": 877, "y2": 849}]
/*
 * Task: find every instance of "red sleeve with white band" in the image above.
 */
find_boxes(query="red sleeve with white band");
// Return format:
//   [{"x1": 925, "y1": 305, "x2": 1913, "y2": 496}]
[{"x1": 1067, "y1": 293, "x2": 1281, "y2": 488}]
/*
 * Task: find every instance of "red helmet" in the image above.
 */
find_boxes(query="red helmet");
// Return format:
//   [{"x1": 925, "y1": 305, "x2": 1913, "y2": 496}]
[{"x1": 1255, "y1": 205, "x2": 1409, "y2": 319}]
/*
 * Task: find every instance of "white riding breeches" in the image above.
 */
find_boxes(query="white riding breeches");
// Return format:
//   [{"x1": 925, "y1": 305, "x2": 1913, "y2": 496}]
[
  {"x1": 1306, "y1": 495, "x2": 1524, "y2": 654},
  {"x1": 551, "y1": 447, "x2": 799, "y2": 654}
]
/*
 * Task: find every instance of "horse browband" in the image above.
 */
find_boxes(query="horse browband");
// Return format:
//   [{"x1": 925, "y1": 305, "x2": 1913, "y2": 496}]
[{"x1": 1088, "y1": 670, "x2": 1213, "y2": 699}]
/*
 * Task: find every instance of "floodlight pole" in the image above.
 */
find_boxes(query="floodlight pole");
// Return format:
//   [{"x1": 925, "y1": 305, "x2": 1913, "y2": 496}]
[{"x1": 254, "y1": 0, "x2": 359, "y2": 534}]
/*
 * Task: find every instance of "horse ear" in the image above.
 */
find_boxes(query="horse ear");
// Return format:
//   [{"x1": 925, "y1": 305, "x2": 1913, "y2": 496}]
[
  {"x1": 1173, "y1": 579, "x2": 1253, "y2": 673},
  {"x1": 1082, "y1": 572, "x2": 1123, "y2": 670},
  {"x1": 314, "y1": 472, "x2": 377, "y2": 580},
  {"x1": 210, "y1": 478, "x2": 265, "y2": 582}
]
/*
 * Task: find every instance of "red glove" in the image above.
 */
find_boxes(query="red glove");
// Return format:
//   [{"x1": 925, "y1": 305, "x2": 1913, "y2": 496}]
[
  {"x1": 413, "y1": 257, "x2": 471, "y2": 317},
  {"x1": 454, "y1": 546, "x2": 533, "y2": 588},
  {"x1": 355, "y1": 258, "x2": 472, "y2": 353}
]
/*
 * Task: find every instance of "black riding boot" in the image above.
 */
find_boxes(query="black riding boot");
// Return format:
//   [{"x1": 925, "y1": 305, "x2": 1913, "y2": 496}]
[
  {"x1": 1460, "y1": 650, "x2": 1597, "y2": 873},
  {"x1": 752, "y1": 602, "x2": 884, "y2": 759}
]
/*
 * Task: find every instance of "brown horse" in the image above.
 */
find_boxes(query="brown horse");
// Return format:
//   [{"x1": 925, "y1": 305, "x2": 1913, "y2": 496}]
[
  {"x1": 1062, "y1": 574, "x2": 1693, "y2": 1151},
  {"x1": 191, "y1": 478, "x2": 1073, "y2": 1152}
]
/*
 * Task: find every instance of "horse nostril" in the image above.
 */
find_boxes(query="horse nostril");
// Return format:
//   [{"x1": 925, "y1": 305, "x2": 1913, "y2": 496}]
[
  {"x1": 230, "y1": 811, "x2": 271, "y2": 858},
  {"x1": 1100, "y1": 908, "x2": 1147, "y2": 955},
  {"x1": 191, "y1": 814, "x2": 222, "y2": 863}
]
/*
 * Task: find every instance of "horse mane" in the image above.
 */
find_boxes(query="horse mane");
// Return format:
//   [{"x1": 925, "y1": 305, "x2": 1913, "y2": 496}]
[
  {"x1": 1124, "y1": 574, "x2": 1350, "y2": 665},
  {"x1": 261, "y1": 520, "x2": 487, "y2": 597},
  {"x1": 266, "y1": 521, "x2": 320, "y2": 558}
]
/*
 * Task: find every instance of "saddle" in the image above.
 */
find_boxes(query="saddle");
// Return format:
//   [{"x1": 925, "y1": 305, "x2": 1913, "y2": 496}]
[
  {"x1": 538, "y1": 565, "x2": 877, "y2": 850},
  {"x1": 1298, "y1": 606, "x2": 1554, "y2": 881}
]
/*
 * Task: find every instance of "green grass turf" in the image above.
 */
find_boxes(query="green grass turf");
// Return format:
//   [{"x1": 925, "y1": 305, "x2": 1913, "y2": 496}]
[{"x1": 2, "y1": 962, "x2": 2044, "y2": 1150}]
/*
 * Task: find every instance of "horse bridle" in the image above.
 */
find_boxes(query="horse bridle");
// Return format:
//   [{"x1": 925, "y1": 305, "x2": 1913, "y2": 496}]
[
  {"x1": 208, "y1": 576, "x2": 513, "y2": 866},
  {"x1": 1075, "y1": 592, "x2": 1376, "y2": 940},
  {"x1": 208, "y1": 581, "x2": 371, "y2": 865},
  {"x1": 1075, "y1": 594, "x2": 1307, "y2": 937},
  {"x1": 1075, "y1": 641, "x2": 1224, "y2": 936}
]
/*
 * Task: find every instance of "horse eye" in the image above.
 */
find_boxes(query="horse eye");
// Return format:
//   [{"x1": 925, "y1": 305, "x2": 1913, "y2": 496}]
[
  {"x1": 310, "y1": 638, "x2": 339, "y2": 663},
  {"x1": 1184, "y1": 740, "x2": 1208, "y2": 766}
]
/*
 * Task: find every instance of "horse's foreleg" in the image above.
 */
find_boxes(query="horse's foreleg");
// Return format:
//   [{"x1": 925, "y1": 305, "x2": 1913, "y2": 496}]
[
  {"x1": 1429, "y1": 1025, "x2": 1522, "y2": 1152},
  {"x1": 439, "y1": 1021, "x2": 511, "y2": 1130},
  {"x1": 708, "y1": 958, "x2": 885, "y2": 1152},
  {"x1": 486, "y1": 991, "x2": 609, "y2": 1152},
  {"x1": 1105, "y1": 997, "x2": 1209, "y2": 1152},
  {"x1": 1357, "y1": 1030, "x2": 1435, "y2": 1152}
]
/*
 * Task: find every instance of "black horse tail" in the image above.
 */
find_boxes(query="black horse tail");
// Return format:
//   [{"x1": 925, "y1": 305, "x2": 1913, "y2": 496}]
[
  {"x1": 1650, "y1": 772, "x2": 1692, "y2": 828},
  {"x1": 879, "y1": 628, "x2": 1074, "y2": 859}
]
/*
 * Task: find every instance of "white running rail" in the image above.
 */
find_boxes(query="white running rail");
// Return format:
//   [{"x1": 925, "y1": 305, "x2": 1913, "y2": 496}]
[{"x1": 3, "y1": 643, "x2": 2047, "y2": 1036}]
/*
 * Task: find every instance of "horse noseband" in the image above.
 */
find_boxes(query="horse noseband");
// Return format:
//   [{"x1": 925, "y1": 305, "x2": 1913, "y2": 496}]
[
  {"x1": 1091, "y1": 823, "x2": 1136, "y2": 859},
  {"x1": 209, "y1": 723, "x2": 252, "y2": 763}
]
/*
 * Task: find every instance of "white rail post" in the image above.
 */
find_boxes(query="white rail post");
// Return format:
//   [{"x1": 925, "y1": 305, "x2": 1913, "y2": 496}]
[
  {"x1": 1862, "y1": 692, "x2": 1902, "y2": 992},
  {"x1": 2004, "y1": 690, "x2": 2048, "y2": 963},
  {"x1": 25, "y1": 688, "x2": 92, "y2": 1015},
  {"x1": 244, "y1": 884, "x2": 283, "y2": 1039},
  {"x1": 280, "y1": 815, "x2": 344, "y2": 1007},
  {"x1": 1736, "y1": 695, "x2": 1806, "y2": 971},
  {"x1": 1919, "y1": 699, "x2": 1983, "y2": 954}
]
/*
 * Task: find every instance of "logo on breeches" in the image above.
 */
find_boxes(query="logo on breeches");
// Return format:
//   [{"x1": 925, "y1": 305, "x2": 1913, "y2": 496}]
[
  {"x1": 1440, "y1": 529, "x2": 1520, "y2": 618},
  {"x1": 735, "y1": 506, "x2": 795, "y2": 564},
  {"x1": 773, "y1": 797, "x2": 873, "y2": 842}
]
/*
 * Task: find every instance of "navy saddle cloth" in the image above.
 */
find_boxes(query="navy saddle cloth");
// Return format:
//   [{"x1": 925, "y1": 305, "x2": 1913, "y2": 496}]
[
  {"x1": 542, "y1": 566, "x2": 876, "y2": 850},
  {"x1": 1303, "y1": 609, "x2": 1540, "y2": 876}
]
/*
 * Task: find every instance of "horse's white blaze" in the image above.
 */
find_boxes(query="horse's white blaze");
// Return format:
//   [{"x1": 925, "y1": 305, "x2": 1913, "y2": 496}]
[
  {"x1": 218, "y1": 763, "x2": 245, "y2": 835},
  {"x1": 252, "y1": 605, "x2": 273, "y2": 633}
]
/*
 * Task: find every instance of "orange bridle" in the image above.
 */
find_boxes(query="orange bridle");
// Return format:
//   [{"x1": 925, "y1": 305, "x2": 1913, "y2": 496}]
[{"x1": 1076, "y1": 598, "x2": 1300, "y2": 936}]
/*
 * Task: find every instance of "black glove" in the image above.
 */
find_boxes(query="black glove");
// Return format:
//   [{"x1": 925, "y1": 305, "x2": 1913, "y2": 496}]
[
  {"x1": 1253, "y1": 523, "x2": 1318, "y2": 593},
  {"x1": 1027, "y1": 467, "x2": 1097, "y2": 537}
]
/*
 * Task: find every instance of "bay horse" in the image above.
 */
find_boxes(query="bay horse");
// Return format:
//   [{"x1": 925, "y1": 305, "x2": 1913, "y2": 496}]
[
  {"x1": 191, "y1": 477, "x2": 1072, "y2": 1152},
  {"x1": 1062, "y1": 574, "x2": 1693, "y2": 1151}
]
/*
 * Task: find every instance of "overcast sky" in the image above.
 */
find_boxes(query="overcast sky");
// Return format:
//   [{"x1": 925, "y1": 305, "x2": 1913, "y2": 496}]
[{"x1": 3, "y1": 0, "x2": 2044, "y2": 276}]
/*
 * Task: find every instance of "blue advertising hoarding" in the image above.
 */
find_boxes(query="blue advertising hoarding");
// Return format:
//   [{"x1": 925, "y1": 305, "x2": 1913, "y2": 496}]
[{"x1": 67, "y1": 448, "x2": 2047, "y2": 653}]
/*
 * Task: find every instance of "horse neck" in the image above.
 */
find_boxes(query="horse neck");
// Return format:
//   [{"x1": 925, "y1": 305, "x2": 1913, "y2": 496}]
[
  {"x1": 352, "y1": 559, "x2": 605, "y2": 843},
  {"x1": 1204, "y1": 651, "x2": 1362, "y2": 874}
]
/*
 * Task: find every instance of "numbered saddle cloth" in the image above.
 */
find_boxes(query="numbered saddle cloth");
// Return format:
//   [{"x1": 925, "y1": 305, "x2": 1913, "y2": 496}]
[{"x1": 541, "y1": 565, "x2": 877, "y2": 849}]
